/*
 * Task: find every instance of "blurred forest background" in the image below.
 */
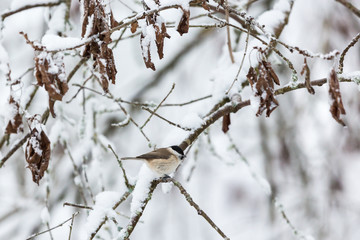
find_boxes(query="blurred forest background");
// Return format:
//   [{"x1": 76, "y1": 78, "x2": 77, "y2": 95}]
[{"x1": 0, "y1": 0, "x2": 360, "y2": 239}]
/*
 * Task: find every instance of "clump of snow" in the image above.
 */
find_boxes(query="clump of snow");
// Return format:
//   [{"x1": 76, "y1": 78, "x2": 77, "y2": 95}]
[
  {"x1": 161, "y1": 182, "x2": 173, "y2": 194},
  {"x1": 179, "y1": 112, "x2": 203, "y2": 129},
  {"x1": 42, "y1": 34, "x2": 85, "y2": 51},
  {"x1": 160, "y1": 0, "x2": 190, "y2": 9},
  {"x1": 86, "y1": 191, "x2": 122, "y2": 238},
  {"x1": 116, "y1": 165, "x2": 158, "y2": 239},
  {"x1": 130, "y1": 164, "x2": 158, "y2": 214}
]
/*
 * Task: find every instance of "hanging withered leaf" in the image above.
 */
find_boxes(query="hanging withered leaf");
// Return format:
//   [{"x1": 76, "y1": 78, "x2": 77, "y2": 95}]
[
  {"x1": 155, "y1": 22, "x2": 170, "y2": 59},
  {"x1": 139, "y1": 1, "x2": 172, "y2": 70},
  {"x1": 81, "y1": 0, "x2": 117, "y2": 91},
  {"x1": 261, "y1": 60, "x2": 280, "y2": 85},
  {"x1": 300, "y1": 58, "x2": 315, "y2": 94},
  {"x1": 131, "y1": 21, "x2": 139, "y2": 33},
  {"x1": 25, "y1": 117, "x2": 51, "y2": 185},
  {"x1": 222, "y1": 113, "x2": 231, "y2": 133},
  {"x1": 177, "y1": 8, "x2": 190, "y2": 36},
  {"x1": 246, "y1": 67, "x2": 257, "y2": 87},
  {"x1": 35, "y1": 52, "x2": 68, "y2": 117},
  {"x1": 5, "y1": 96, "x2": 23, "y2": 134},
  {"x1": 5, "y1": 70, "x2": 23, "y2": 134},
  {"x1": 247, "y1": 62, "x2": 279, "y2": 117},
  {"x1": 328, "y1": 68, "x2": 346, "y2": 126},
  {"x1": 140, "y1": 32, "x2": 156, "y2": 71}
]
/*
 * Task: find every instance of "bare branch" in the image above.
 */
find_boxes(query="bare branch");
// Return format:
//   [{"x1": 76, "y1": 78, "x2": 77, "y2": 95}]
[
  {"x1": 142, "y1": 107, "x2": 193, "y2": 131},
  {"x1": 1, "y1": 1, "x2": 62, "y2": 21},
  {"x1": 26, "y1": 212, "x2": 80, "y2": 240},
  {"x1": 165, "y1": 178, "x2": 230, "y2": 239},
  {"x1": 108, "y1": 144, "x2": 133, "y2": 190},
  {"x1": 338, "y1": 32, "x2": 360, "y2": 74},
  {"x1": 141, "y1": 83, "x2": 175, "y2": 129},
  {"x1": 63, "y1": 202, "x2": 93, "y2": 210},
  {"x1": 335, "y1": 0, "x2": 360, "y2": 18}
]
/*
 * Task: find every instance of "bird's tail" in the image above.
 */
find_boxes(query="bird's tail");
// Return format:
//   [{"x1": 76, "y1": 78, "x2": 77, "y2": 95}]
[{"x1": 120, "y1": 157, "x2": 140, "y2": 160}]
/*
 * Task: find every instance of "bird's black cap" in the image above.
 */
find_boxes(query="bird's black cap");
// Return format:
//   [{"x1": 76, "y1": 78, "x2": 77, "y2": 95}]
[{"x1": 171, "y1": 145, "x2": 184, "y2": 156}]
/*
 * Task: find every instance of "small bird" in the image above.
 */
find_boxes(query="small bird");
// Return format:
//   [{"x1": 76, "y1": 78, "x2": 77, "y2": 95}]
[{"x1": 120, "y1": 146, "x2": 185, "y2": 176}]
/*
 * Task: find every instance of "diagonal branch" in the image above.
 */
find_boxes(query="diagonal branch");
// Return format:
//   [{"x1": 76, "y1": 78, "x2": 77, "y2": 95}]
[
  {"x1": 1, "y1": 1, "x2": 63, "y2": 21},
  {"x1": 335, "y1": 0, "x2": 360, "y2": 18}
]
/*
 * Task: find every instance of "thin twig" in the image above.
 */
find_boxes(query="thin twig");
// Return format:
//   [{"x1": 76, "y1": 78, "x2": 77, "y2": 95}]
[
  {"x1": 68, "y1": 212, "x2": 76, "y2": 240},
  {"x1": 63, "y1": 202, "x2": 93, "y2": 210},
  {"x1": 66, "y1": 74, "x2": 94, "y2": 103},
  {"x1": 338, "y1": 32, "x2": 360, "y2": 74},
  {"x1": 165, "y1": 178, "x2": 230, "y2": 239},
  {"x1": 140, "y1": 83, "x2": 175, "y2": 129},
  {"x1": 224, "y1": 0, "x2": 235, "y2": 63},
  {"x1": 108, "y1": 144, "x2": 133, "y2": 190},
  {"x1": 26, "y1": 212, "x2": 80, "y2": 240},
  {"x1": 73, "y1": 84, "x2": 151, "y2": 143},
  {"x1": 226, "y1": 24, "x2": 251, "y2": 94},
  {"x1": 335, "y1": 0, "x2": 360, "y2": 18},
  {"x1": 116, "y1": 95, "x2": 212, "y2": 108},
  {"x1": 0, "y1": 132, "x2": 31, "y2": 168},
  {"x1": 1, "y1": 1, "x2": 62, "y2": 21},
  {"x1": 142, "y1": 107, "x2": 192, "y2": 131},
  {"x1": 64, "y1": 142, "x2": 89, "y2": 205}
]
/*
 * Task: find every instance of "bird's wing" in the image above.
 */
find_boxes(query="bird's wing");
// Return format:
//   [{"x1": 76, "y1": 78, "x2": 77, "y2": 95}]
[{"x1": 136, "y1": 148, "x2": 170, "y2": 160}]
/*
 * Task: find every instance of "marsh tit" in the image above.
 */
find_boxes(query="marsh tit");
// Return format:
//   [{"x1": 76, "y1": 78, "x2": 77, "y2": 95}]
[{"x1": 120, "y1": 146, "x2": 185, "y2": 176}]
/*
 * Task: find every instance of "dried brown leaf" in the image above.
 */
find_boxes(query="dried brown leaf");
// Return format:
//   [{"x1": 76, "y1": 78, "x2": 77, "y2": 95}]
[
  {"x1": 140, "y1": 33, "x2": 156, "y2": 71},
  {"x1": 131, "y1": 21, "x2": 139, "y2": 33},
  {"x1": 262, "y1": 60, "x2": 280, "y2": 85},
  {"x1": 329, "y1": 68, "x2": 346, "y2": 126},
  {"x1": 246, "y1": 67, "x2": 257, "y2": 87},
  {"x1": 5, "y1": 96, "x2": 23, "y2": 134},
  {"x1": 25, "y1": 127, "x2": 51, "y2": 185},
  {"x1": 253, "y1": 63, "x2": 279, "y2": 117},
  {"x1": 81, "y1": 0, "x2": 117, "y2": 90},
  {"x1": 177, "y1": 8, "x2": 190, "y2": 36},
  {"x1": 300, "y1": 58, "x2": 315, "y2": 94},
  {"x1": 35, "y1": 53, "x2": 68, "y2": 117},
  {"x1": 222, "y1": 113, "x2": 231, "y2": 133}
]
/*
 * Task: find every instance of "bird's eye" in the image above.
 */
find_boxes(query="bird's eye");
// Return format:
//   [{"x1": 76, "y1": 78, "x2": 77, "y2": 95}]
[{"x1": 180, "y1": 155, "x2": 185, "y2": 160}]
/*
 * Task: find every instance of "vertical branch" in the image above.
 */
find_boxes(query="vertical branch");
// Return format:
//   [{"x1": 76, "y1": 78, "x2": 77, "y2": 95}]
[{"x1": 224, "y1": 0, "x2": 235, "y2": 63}]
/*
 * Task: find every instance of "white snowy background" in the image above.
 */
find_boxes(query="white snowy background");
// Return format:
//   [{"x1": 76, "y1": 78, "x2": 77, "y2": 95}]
[{"x1": 0, "y1": 0, "x2": 360, "y2": 240}]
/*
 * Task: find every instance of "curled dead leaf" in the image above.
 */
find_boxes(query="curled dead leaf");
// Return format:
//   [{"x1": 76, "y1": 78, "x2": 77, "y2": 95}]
[
  {"x1": 328, "y1": 68, "x2": 346, "y2": 126},
  {"x1": 177, "y1": 8, "x2": 190, "y2": 36},
  {"x1": 35, "y1": 52, "x2": 68, "y2": 117},
  {"x1": 5, "y1": 96, "x2": 23, "y2": 134},
  {"x1": 247, "y1": 61, "x2": 279, "y2": 117},
  {"x1": 300, "y1": 58, "x2": 315, "y2": 94},
  {"x1": 81, "y1": 0, "x2": 117, "y2": 91},
  {"x1": 25, "y1": 125, "x2": 51, "y2": 185}
]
